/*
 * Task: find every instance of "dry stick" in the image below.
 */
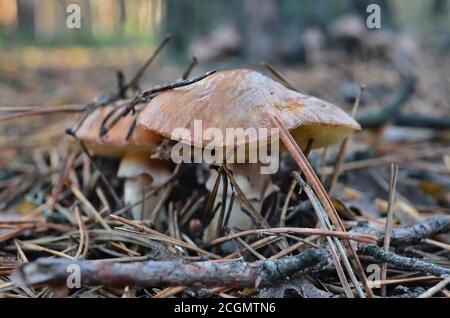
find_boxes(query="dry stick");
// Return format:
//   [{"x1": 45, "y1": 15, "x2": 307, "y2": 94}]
[
  {"x1": 78, "y1": 205, "x2": 90, "y2": 258},
  {"x1": 182, "y1": 56, "x2": 198, "y2": 80},
  {"x1": 110, "y1": 215, "x2": 221, "y2": 260},
  {"x1": 148, "y1": 181, "x2": 176, "y2": 225},
  {"x1": 368, "y1": 276, "x2": 439, "y2": 288},
  {"x1": 73, "y1": 205, "x2": 85, "y2": 259},
  {"x1": 418, "y1": 275, "x2": 450, "y2": 298},
  {"x1": 216, "y1": 169, "x2": 228, "y2": 237},
  {"x1": 95, "y1": 186, "x2": 111, "y2": 213},
  {"x1": 270, "y1": 115, "x2": 374, "y2": 298},
  {"x1": 368, "y1": 170, "x2": 411, "y2": 206},
  {"x1": 235, "y1": 236, "x2": 266, "y2": 261},
  {"x1": 210, "y1": 227, "x2": 375, "y2": 246},
  {"x1": 12, "y1": 249, "x2": 327, "y2": 289},
  {"x1": 180, "y1": 196, "x2": 206, "y2": 226},
  {"x1": 279, "y1": 179, "x2": 297, "y2": 249},
  {"x1": 261, "y1": 62, "x2": 303, "y2": 93},
  {"x1": 353, "y1": 216, "x2": 450, "y2": 246},
  {"x1": 98, "y1": 103, "x2": 127, "y2": 136},
  {"x1": 141, "y1": 71, "x2": 217, "y2": 100},
  {"x1": 202, "y1": 168, "x2": 221, "y2": 228},
  {"x1": 327, "y1": 84, "x2": 364, "y2": 194},
  {"x1": 356, "y1": 76, "x2": 416, "y2": 128},
  {"x1": 0, "y1": 105, "x2": 84, "y2": 122},
  {"x1": 359, "y1": 245, "x2": 450, "y2": 277},
  {"x1": 18, "y1": 242, "x2": 75, "y2": 260},
  {"x1": 228, "y1": 236, "x2": 283, "y2": 260},
  {"x1": 423, "y1": 239, "x2": 450, "y2": 253},
  {"x1": 14, "y1": 240, "x2": 28, "y2": 263},
  {"x1": 69, "y1": 35, "x2": 172, "y2": 133},
  {"x1": 125, "y1": 34, "x2": 172, "y2": 91},
  {"x1": 153, "y1": 286, "x2": 186, "y2": 298},
  {"x1": 52, "y1": 148, "x2": 76, "y2": 201},
  {"x1": 222, "y1": 165, "x2": 270, "y2": 228},
  {"x1": 222, "y1": 191, "x2": 235, "y2": 233},
  {"x1": 125, "y1": 115, "x2": 138, "y2": 141},
  {"x1": 381, "y1": 163, "x2": 398, "y2": 297},
  {"x1": 280, "y1": 180, "x2": 297, "y2": 228},
  {"x1": 66, "y1": 130, "x2": 122, "y2": 207},
  {"x1": 322, "y1": 146, "x2": 450, "y2": 175},
  {"x1": 270, "y1": 237, "x2": 319, "y2": 259},
  {"x1": 0, "y1": 105, "x2": 84, "y2": 112},
  {"x1": 71, "y1": 186, "x2": 111, "y2": 230},
  {"x1": 293, "y1": 171, "x2": 364, "y2": 298},
  {"x1": 116, "y1": 70, "x2": 216, "y2": 126}
]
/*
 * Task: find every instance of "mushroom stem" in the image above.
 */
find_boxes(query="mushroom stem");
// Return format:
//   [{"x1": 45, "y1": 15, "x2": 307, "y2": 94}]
[
  {"x1": 204, "y1": 194, "x2": 252, "y2": 242},
  {"x1": 204, "y1": 164, "x2": 277, "y2": 241},
  {"x1": 118, "y1": 151, "x2": 171, "y2": 221},
  {"x1": 123, "y1": 177, "x2": 165, "y2": 220}
]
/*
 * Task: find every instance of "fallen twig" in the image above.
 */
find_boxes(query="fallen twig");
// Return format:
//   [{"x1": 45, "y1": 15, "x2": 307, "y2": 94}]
[
  {"x1": 0, "y1": 259, "x2": 24, "y2": 276},
  {"x1": 261, "y1": 62, "x2": 303, "y2": 92},
  {"x1": 292, "y1": 171, "x2": 366, "y2": 298},
  {"x1": 353, "y1": 216, "x2": 450, "y2": 246},
  {"x1": 381, "y1": 163, "x2": 398, "y2": 297},
  {"x1": 418, "y1": 276, "x2": 450, "y2": 298},
  {"x1": 327, "y1": 84, "x2": 364, "y2": 194},
  {"x1": 209, "y1": 227, "x2": 376, "y2": 246},
  {"x1": 12, "y1": 249, "x2": 329, "y2": 289},
  {"x1": 270, "y1": 115, "x2": 374, "y2": 298},
  {"x1": 181, "y1": 56, "x2": 198, "y2": 80},
  {"x1": 359, "y1": 245, "x2": 450, "y2": 277},
  {"x1": 356, "y1": 76, "x2": 417, "y2": 128},
  {"x1": 65, "y1": 130, "x2": 122, "y2": 208}
]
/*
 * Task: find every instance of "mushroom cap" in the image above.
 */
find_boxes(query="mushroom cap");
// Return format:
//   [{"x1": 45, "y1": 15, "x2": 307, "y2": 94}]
[
  {"x1": 137, "y1": 69, "x2": 360, "y2": 150},
  {"x1": 330, "y1": 14, "x2": 366, "y2": 42},
  {"x1": 76, "y1": 104, "x2": 163, "y2": 157}
]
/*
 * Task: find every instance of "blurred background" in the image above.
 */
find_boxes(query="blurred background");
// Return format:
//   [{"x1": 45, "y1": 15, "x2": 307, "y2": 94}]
[
  {"x1": 1, "y1": 0, "x2": 449, "y2": 62},
  {"x1": 0, "y1": 0, "x2": 449, "y2": 116}
]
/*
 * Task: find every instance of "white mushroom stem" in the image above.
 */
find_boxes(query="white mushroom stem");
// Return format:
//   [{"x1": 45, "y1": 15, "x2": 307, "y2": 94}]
[
  {"x1": 117, "y1": 151, "x2": 171, "y2": 221},
  {"x1": 204, "y1": 163, "x2": 278, "y2": 241}
]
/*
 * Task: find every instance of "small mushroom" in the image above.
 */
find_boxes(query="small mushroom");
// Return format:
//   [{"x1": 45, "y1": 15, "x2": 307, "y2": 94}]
[
  {"x1": 330, "y1": 13, "x2": 366, "y2": 51},
  {"x1": 137, "y1": 69, "x2": 360, "y2": 237},
  {"x1": 75, "y1": 104, "x2": 171, "y2": 220},
  {"x1": 204, "y1": 163, "x2": 278, "y2": 241}
]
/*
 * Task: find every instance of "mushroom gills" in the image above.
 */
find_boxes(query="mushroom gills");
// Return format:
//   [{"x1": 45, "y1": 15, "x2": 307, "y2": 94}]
[{"x1": 290, "y1": 125, "x2": 355, "y2": 150}]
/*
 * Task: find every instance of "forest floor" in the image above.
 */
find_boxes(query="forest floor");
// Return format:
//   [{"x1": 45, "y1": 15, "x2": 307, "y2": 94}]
[{"x1": 0, "y1": 43, "x2": 449, "y2": 298}]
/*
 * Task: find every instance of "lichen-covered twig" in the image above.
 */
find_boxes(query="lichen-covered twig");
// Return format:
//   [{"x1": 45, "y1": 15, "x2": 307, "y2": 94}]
[
  {"x1": 353, "y1": 216, "x2": 450, "y2": 246},
  {"x1": 12, "y1": 249, "x2": 329, "y2": 289},
  {"x1": 359, "y1": 245, "x2": 450, "y2": 277}
]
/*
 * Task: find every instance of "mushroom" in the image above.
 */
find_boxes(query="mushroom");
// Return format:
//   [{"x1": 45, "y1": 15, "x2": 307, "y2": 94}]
[
  {"x1": 75, "y1": 103, "x2": 171, "y2": 221},
  {"x1": 137, "y1": 69, "x2": 360, "y2": 238},
  {"x1": 204, "y1": 163, "x2": 278, "y2": 241},
  {"x1": 330, "y1": 13, "x2": 366, "y2": 52}
]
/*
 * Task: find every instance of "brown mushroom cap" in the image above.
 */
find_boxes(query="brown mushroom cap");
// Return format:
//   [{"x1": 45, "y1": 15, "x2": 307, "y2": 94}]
[
  {"x1": 76, "y1": 104, "x2": 163, "y2": 157},
  {"x1": 137, "y1": 69, "x2": 360, "y2": 150}
]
